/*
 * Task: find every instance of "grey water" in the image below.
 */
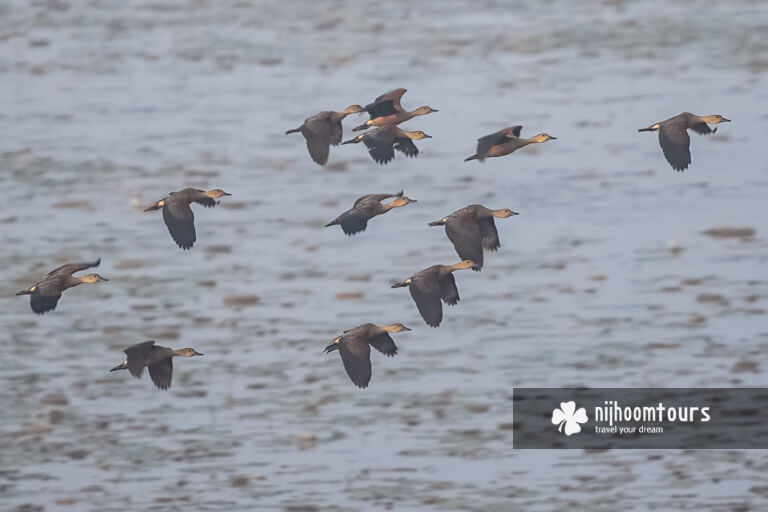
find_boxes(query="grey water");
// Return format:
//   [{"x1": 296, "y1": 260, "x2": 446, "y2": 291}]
[{"x1": 1, "y1": 0, "x2": 768, "y2": 510}]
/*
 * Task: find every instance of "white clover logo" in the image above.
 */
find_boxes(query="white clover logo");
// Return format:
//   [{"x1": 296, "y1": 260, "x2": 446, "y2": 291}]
[{"x1": 551, "y1": 401, "x2": 588, "y2": 436}]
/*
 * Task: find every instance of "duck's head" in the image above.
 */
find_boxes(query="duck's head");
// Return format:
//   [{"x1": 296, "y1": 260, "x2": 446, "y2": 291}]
[
  {"x1": 206, "y1": 189, "x2": 231, "y2": 198},
  {"x1": 493, "y1": 208, "x2": 519, "y2": 218},
  {"x1": 390, "y1": 196, "x2": 417, "y2": 207},
  {"x1": 344, "y1": 104, "x2": 365, "y2": 114},
  {"x1": 532, "y1": 133, "x2": 557, "y2": 142},
  {"x1": 704, "y1": 114, "x2": 730, "y2": 124},
  {"x1": 384, "y1": 323, "x2": 411, "y2": 333},
  {"x1": 175, "y1": 348, "x2": 204, "y2": 357},
  {"x1": 452, "y1": 260, "x2": 476, "y2": 270},
  {"x1": 407, "y1": 130, "x2": 432, "y2": 140},
  {"x1": 82, "y1": 273, "x2": 109, "y2": 284},
  {"x1": 414, "y1": 106, "x2": 438, "y2": 115}
]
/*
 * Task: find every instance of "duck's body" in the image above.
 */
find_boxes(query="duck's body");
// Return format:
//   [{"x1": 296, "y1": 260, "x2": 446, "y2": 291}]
[
  {"x1": 465, "y1": 126, "x2": 556, "y2": 162},
  {"x1": 325, "y1": 191, "x2": 417, "y2": 235},
  {"x1": 342, "y1": 126, "x2": 431, "y2": 165},
  {"x1": 16, "y1": 259, "x2": 107, "y2": 314},
  {"x1": 353, "y1": 89, "x2": 437, "y2": 131},
  {"x1": 638, "y1": 112, "x2": 730, "y2": 172},
  {"x1": 286, "y1": 105, "x2": 364, "y2": 165},
  {"x1": 324, "y1": 323, "x2": 410, "y2": 388},
  {"x1": 391, "y1": 260, "x2": 474, "y2": 327},
  {"x1": 110, "y1": 340, "x2": 203, "y2": 390},
  {"x1": 144, "y1": 188, "x2": 230, "y2": 250},
  {"x1": 429, "y1": 205, "x2": 518, "y2": 271}
]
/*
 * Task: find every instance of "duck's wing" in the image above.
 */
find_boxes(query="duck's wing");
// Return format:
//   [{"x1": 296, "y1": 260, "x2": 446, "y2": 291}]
[
  {"x1": 690, "y1": 123, "x2": 714, "y2": 135},
  {"x1": 365, "y1": 88, "x2": 407, "y2": 118},
  {"x1": 46, "y1": 259, "x2": 101, "y2": 277},
  {"x1": 148, "y1": 358, "x2": 173, "y2": 390},
  {"x1": 193, "y1": 197, "x2": 217, "y2": 208},
  {"x1": 440, "y1": 273, "x2": 460, "y2": 306},
  {"x1": 123, "y1": 340, "x2": 157, "y2": 378},
  {"x1": 475, "y1": 127, "x2": 521, "y2": 160},
  {"x1": 303, "y1": 115, "x2": 332, "y2": 165},
  {"x1": 353, "y1": 190, "x2": 403, "y2": 207},
  {"x1": 368, "y1": 332, "x2": 398, "y2": 357},
  {"x1": 658, "y1": 122, "x2": 691, "y2": 172},
  {"x1": 393, "y1": 137, "x2": 419, "y2": 158},
  {"x1": 478, "y1": 217, "x2": 500, "y2": 252},
  {"x1": 362, "y1": 131, "x2": 395, "y2": 165},
  {"x1": 29, "y1": 281, "x2": 62, "y2": 314},
  {"x1": 162, "y1": 201, "x2": 196, "y2": 250},
  {"x1": 445, "y1": 216, "x2": 484, "y2": 271},
  {"x1": 332, "y1": 207, "x2": 371, "y2": 236},
  {"x1": 409, "y1": 276, "x2": 443, "y2": 328},
  {"x1": 338, "y1": 335, "x2": 372, "y2": 388}
]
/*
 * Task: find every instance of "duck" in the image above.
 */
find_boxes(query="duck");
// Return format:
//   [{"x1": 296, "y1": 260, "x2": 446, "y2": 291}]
[
  {"x1": 391, "y1": 260, "x2": 475, "y2": 327},
  {"x1": 16, "y1": 258, "x2": 108, "y2": 314},
  {"x1": 286, "y1": 105, "x2": 364, "y2": 165},
  {"x1": 342, "y1": 126, "x2": 432, "y2": 165},
  {"x1": 110, "y1": 340, "x2": 203, "y2": 390},
  {"x1": 144, "y1": 188, "x2": 231, "y2": 250},
  {"x1": 429, "y1": 205, "x2": 518, "y2": 271},
  {"x1": 325, "y1": 190, "x2": 417, "y2": 235},
  {"x1": 638, "y1": 112, "x2": 730, "y2": 172},
  {"x1": 465, "y1": 126, "x2": 556, "y2": 162},
  {"x1": 353, "y1": 88, "x2": 437, "y2": 131},
  {"x1": 324, "y1": 323, "x2": 410, "y2": 388}
]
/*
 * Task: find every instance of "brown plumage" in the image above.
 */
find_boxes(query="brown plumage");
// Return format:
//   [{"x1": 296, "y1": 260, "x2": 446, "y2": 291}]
[
  {"x1": 342, "y1": 126, "x2": 432, "y2": 165},
  {"x1": 391, "y1": 260, "x2": 475, "y2": 327},
  {"x1": 15, "y1": 259, "x2": 108, "y2": 314},
  {"x1": 429, "y1": 205, "x2": 518, "y2": 271},
  {"x1": 286, "y1": 105, "x2": 364, "y2": 165},
  {"x1": 325, "y1": 191, "x2": 417, "y2": 235},
  {"x1": 144, "y1": 188, "x2": 231, "y2": 250},
  {"x1": 638, "y1": 112, "x2": 730, "y2": 172},
  {"x1": 353, "y1": 88, "x2": 437, "y2": 131},
  {"x1": 324, "y1": 323, "x2": 410, "y2": 388},
  {"x1": 110, "y1": 340, "x2": 203, "y2": 391},
  {"x1": 465, "y1": 126, "x2": 556, "y2": 162}
]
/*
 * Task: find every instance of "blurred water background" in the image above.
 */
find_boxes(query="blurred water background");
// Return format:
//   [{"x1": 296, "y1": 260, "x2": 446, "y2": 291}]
[{"x1": 2, "y1": 0, "x2": 768, "y2": 510}]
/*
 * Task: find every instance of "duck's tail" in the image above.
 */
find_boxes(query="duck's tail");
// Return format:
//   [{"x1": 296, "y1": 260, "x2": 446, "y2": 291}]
[
  {"x1": 15, "y1": 289, "x2": 31, "y2": 296},
  {"x1": 464, "y1": 154, "x2": 479, "y2": 162},
  {"x1": 637, "y1": 127, "x2": 655, "y2": 132},
  {"x1": 428, "y1": 219, "x2": 447, "y2": 227},
  {"x1": 324, "y1": 218, "x2": 339, "y2": 228},
  {"x1": 352, "y1": 123, "x2": 369, "y2": 132},
  {"x1": 323, "y1": 343, "x2": 339, "y2": 354},
  {"x1": 390, "y1": 279, "x2": 410, "y2": 288},
  {"x1": 285, "y1": 127, "x2": 302, "y2": 135}
]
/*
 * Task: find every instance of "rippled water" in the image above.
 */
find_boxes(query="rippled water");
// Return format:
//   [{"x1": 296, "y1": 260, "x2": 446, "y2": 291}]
[{"x1": 2, "y1": 0, "x2": 768, "y2": 510}]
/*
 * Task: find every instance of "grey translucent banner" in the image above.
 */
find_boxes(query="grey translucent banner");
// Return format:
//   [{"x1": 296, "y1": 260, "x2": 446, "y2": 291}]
[{"x1": 513, "y1": 388, "x2": 768, "y2": 449}]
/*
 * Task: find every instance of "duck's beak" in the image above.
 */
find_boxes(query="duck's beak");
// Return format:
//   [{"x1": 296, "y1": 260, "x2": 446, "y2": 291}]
[
  {"x1": 721, "y1": 117, "x2": 731, "y2": 122},
  {"x1": 221, "y1": 191, "x2": 232, "y2": 196},
  {"x1": 193, "y1": 350, "x2": 204, "y2": 356},
  {"x1": 401, "y1": 326, "x2": 412, "y2": 331},
  {"x1": 510, "y1": 211, "x2": 520, "y2": 216},
  {"x1": 430, "y1": 108, "x2": 439, "y2": 113},
  {"x1": 407, "y1": 198, "x2": 418, "y2": 204},
  {"x1": 549, "y1": 136, "x2": 558, "y2": 140},
  {"x1": 99, "y1": 277, "x2": 109, "y2": 282}
]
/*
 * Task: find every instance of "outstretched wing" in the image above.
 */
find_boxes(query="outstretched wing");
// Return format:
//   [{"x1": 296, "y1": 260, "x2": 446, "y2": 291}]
[
  {"x1": 303, "y1": 115, "x2": 332, "y2": 165},
  {"x1": 440, "y1": 273, "x2": 460, "y2": 306},
  {"x1": 47, "y1": 259, "x2": 101, "y2": 277},
  {"x1": 475, "y1": 126, "x2": 521, "y2": 160},
  {"x1": 123, "y1": 340, "x2": 157, "y2": 378},
  {"x1": 148, "y1": 358, "x2": 173, "y2": 390},
  {"x1": 658, "y1": 123, "x2": 691, "y2": 172},
  {"x1": 409, "y1": 277, "x2": 443, "y2": 328},
  {"x1": 368, "y1": 332, "x2": 398, "y2": 356},
  {"x1": 394, "y1": 138, "x2": 419, "y2": 158},
  {"x1": 338, "y1": 335, "x2": 372, "y2": 388},
  {"x1": 478, "y1": 217, "x2": 500, "y2": 251},
  {"x1": 363, "y1": 131, "x2": 395, "y2": 165},
  {"x1": 162, "y1": 201, "x2": 196, "y2": 249},
  {"x1": 445, "y1": 217, "x2": 484, "y2": 270}
]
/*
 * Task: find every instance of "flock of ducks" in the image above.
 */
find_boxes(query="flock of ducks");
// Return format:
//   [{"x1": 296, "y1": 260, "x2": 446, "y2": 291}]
[{"x1": 14, "y1": 86, "x2": 731, "y2": 389}]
